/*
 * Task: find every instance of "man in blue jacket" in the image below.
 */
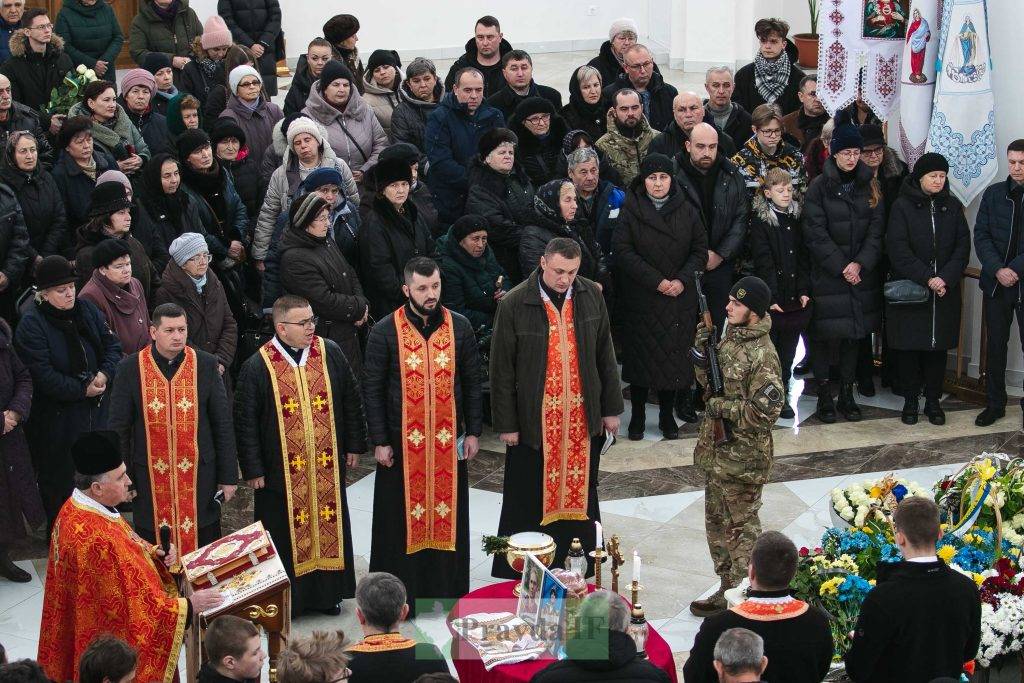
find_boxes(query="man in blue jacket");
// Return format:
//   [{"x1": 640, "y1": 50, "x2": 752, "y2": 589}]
[
  {"x1": 974, "y1": 139, "x2": 1024, "y2": 427},
  {"x1": 424, "y1": 67, "x2": 504, "y2": 227},
  {"x1": 0, "y1": 0, "x2": 23, "y2": 64}
]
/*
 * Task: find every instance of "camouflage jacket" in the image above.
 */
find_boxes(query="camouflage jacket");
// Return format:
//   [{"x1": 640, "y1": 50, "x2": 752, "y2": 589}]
[
  {"x1": 694, "y1": 314, "x2": 784, "y2": 485},
  {"x1": 595, "y1": 109, "x2": 655, "y2": 186}
]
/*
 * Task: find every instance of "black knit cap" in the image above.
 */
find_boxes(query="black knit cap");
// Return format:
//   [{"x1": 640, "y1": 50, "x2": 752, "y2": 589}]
[
  {"x1": 289, "y1": 192, "x2": 330, "y2": 231},
  {"x1": 91, "y1": 238, "x2": 132, "y2": 268},
  {"x1": 319, "y1": 59, "x2": 355, "y2": 90},
  {"x1": 730, "y1": 276, "x2": 771, "y2": 318},
  {"x1": 452, "y1": 214, "x2": 489, "y2": 242},
  {"x1": 478, "y1": 128, "x2": 518, "y2": 159},
  {"x1": 830, "y1": 124, "x2": 863, "y2": 155},
  {"x1": 210, "y1": 117, "x2": 246, "y2": 148},
  {"x1": 367, "y1": 49, "x2": 401, "y2": 73},
  {"x1": 860, "y1": 124, "x2": 885, "y2": 148},
  {"x1": 177, "y1": 128, "x2": 211, "y2": 160},
  {"x1": 58, "y1": 115, "x2": 93, "y2": 150},
  {"x1": 71, "y1": 431, "x2": 123, "y2": 476},
  {"x1": 639, "y1": 152, "x2": 674, "y2": 180},
  {"x1": 323, "y1": 14, "x2": 360, "y2": 44},
  {"x1": 912, "y1": 152, "x2": 950, "y2": 182},
  {"x1": 88, "y1": 181, "x2": 132, "y2": 217},
  {"x1": 373, "y1": 157, "x2": 412, "y2": 188},
  {"x1": 34, "y1": 255, "x2": 77, "y2": 290},
  {"x1": 379, "y1": 142, "x2": 421, "y2": 167},
  {"x1": 513, "y1": 96, "x2": 555, "y2": 121},
  {"x1": 142, "y1": 52, "x2": 173, "y2": 75}
]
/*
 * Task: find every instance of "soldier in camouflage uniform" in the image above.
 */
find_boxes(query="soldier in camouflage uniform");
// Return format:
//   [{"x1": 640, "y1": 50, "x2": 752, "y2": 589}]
[
  {"x1": 595, "y1": 89, "x2": 655, "y2": 186},
  {"x1": 689, "y1": 275, "x2": 785, "y2": 617}
]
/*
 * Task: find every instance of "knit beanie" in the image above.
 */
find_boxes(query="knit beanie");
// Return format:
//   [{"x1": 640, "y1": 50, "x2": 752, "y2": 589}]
[
  {"x1": 201, "y1": 15, "x2": 233, "y2": 50},
  {"x1": 830, "y1": 124, "x2": 863, "y2": 155},
  {"x1": 452, "y1": 214, "x2": 489, "y2": 242},
  {"x1": 730, "y1": 276, "x2": 771, "y2": 318},
  {"x1": 142, "y1": 52, "x2": 173, "y2": 75},
  {"x1": 91, "y1": 238, "x2": 132, "y2": 269},
  {"x1": 379, "y1": 143, "x2": 421, "y2": 167},
  {"x1": 367, "y1": 49, "x2": 401, "y2": 74},
  {"x1": 639, "y1": 152, "x2": 674, "y2": 180},
  {"x1": 299, "y1": 167, "x2": 344, "y2": 193},
  {"x1": 229, "y1": 65, "x2": 261, "y2": 94},
  {"x1": 169, "y1": 232, "x2": 209, "y2": 267},
  {"x1": 323, "y1": 14, "x2": 360, "y2": 45},
  {"x1": 513, "y1": 97, "x2": 555, "y2": 121},
  {"x1": 177, "y1": 129, "x2": 211, "y2": 160},
  {"x1": 912, "y1": 152, "x2": 950, "y2": 182},
  {"x1": 88, "y1": 182, "x2": 132, "y2": 217},
  {"x1": 96, "y1": 170, "x2": 132, "y2": 194},
  {"x1": 478, "y1": 128, "x2": 518, "y2": 159},
  {"x1": 319, "y1": 60, "x2": 354, "y2": 90},
  {"x1": 608, "y1": 17, "x2": 639, "y2": 40},
  {"x1": 210, "y1": 118, "x2": 246, "y2": 148},
  {"x1": 34, "y1": 255, "x2": 77, "y2": 290},
  {"x1": 373, "y1": 157, "x2": 412, "y2": 188},
  {"x1": 859, "y1": 124, "x2": 885, "y2": 149},
  {"x1": 121, "y1": 68, "x2": 155, "y2": 95},
  {"x1": 290, "y1": 193, "x2": 330, "y2": 231},
  {"x1": 285, "y1": 116, "x2": 324, "y2": 148},
  {"x1": 406, "y1": 57, "x2": 436, "y2": 79}
]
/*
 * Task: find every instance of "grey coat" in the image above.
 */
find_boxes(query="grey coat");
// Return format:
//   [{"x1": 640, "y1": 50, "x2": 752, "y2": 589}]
[
  {"x1": 302, "y1": 82, "x2": 388, "y2": 174},
  {"x1": 217, "y1": 94, "x2": 284, "y2": 166}
]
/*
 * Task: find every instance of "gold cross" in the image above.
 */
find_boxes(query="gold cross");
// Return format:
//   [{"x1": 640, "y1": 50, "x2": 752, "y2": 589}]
[
  {"x1": 436, "y1": 427, "x2": 453, "y2": 447},
  {"x1": 434, "y1": 351, "x2": 451, "y2": 369},
  {"x1": 312, "y1": 394, "x2": 328, "y2": 411},
  {"x1": 320, "y1": 505, "x2": 336, "y2": 521},
  {"x1": 544, "y1": 395, "x2": 562, "y2": 410},
  {"x1": 435, "y1": 501, "x2": 451, "y2": 518},
  {"x1": 405, "y1": 352, "x2": 423, "y2": 371},
  {"x1": 410, "y1": 503, "x2": 425, "y2": 520},
  {"x1": 290, "y1": 454, "x2": 307, "y2": 470},
  {"x1": 407, "y1": 428, "x2": 425, "y2": 447},
  {"x1": 176, "y1": 397, "x2": 193, "y2": 413},
  {"x1": 317, "y1": 450, "x2": 332, "y2": 468},
  {"x1": 294, "y1": 509, "x2": 309, "y2": 526},
  {"x1": 568, "y1": 465, "x2": 584, "y2": 479},
  {"x1": 548, "y1": 470, "x2": 560, "y2": 482},
  {"x1": 148, "y1": 397, "x2": 166, "y2": 413},
  {"x1": 282, "y1": 397, "x2": 299, "y2": 414},
  {"x1": 177, "y1": 459, "x2": 192, "y2": 473},
  {"x1": 154, "y1": 459, "x2": 169, "y2": 475},
  {"x1": 181, "y1": 516, "x2": 193, "y2": 533},
  {"x1": 570, "y1": 393, "x2": 584, "y2": 408}
]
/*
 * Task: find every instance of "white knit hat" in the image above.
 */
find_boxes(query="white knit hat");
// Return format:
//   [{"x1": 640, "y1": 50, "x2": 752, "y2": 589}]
[
  {"x1": 286, "y1": 116, "x2": 324, "y2": 147},
  {"x1": 608, "y1": 17, "x2": 639, "y2": 41},
  {"x1": 169, "y1": 233, "x2": 209, "y2": 267},
  {"x1": 228, "y1": 65, "x2": 261, "y2": 94}
]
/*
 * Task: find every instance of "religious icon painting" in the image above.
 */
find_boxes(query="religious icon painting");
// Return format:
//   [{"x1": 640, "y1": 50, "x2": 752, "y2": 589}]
[
  {"x1": 535, "y1": 572, "x2": 569, "y2": 655},
  {"x1": 517, "y1": 553, "x2": 547, "y2": 626},
  {"x1": 863, "y1": 0, "x2": 910, "y2": 40}
]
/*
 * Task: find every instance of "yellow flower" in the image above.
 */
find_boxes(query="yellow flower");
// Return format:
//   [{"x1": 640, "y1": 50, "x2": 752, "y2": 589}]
[
  {"x1": 863, "y1": 527, "x2": 874, "y2": 535},
  {"x1": 977, "y1": 459, "x2": 996, "y2": 482},
  {"x1": 937, "y1": 545, "x2": 956, "y2": 562},
  {"x1": 973, "y1": 573, "x2": 985, "y2": 586},
  {"x1": 819, "y1": 577, "x2": 842, "y2": 596},
  {"x1": 963, "y1": 533, "x2": 976, "y2": 544},
  {"x1": 869, "y1": 579, "x2": 876, "y2": 586},
  {"x1": 870, "y1": 486, "x2": 882, "y2": 499}
]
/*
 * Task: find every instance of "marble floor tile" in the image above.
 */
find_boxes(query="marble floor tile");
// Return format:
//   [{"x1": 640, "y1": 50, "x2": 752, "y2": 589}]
[
  {"x1": 599, "y1": 490, "x2": 705, "y2": 523},
  {"x1": 0, "y1": 561, "x2": 42, "y2": 613},
  {"x1": 0, "y1": 632, "x2": 40, "y2": 663},
  {"x1": 345, "y1": 471, "x2": 377, "y2": 513},
  {"x1": 783, "y1": 474, "x2": 854, "y2": 507},
  {"x1": 638, "y1": 564, "x2": 719, "y2": 621},
  {"x1": 760, "y1": 483, "x2": 815, "y2": 531},
  {"x1": 636, "y1": 525, "x2": 718, "y2": 579},
  {"x1": 348, "y1": 509, "x2": 375, "y2": 558},
  {"x1": 467, "y1": 487, "x2": 505, "y2": 538},
  {"x1": 652, "y1": 616, "x2": 704, "y2": 655},
  {"x1": 0, "y1": 591, "x2": 43, "y2": 640}
]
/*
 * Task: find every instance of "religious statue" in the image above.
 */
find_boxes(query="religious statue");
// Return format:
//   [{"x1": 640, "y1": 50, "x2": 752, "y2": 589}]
[
  {"x1": 864, "y1": 0, "x2": 907, "y2": 40},
  {"x1": 905, "y1": 8, "x2": 931, "y2": 83}
]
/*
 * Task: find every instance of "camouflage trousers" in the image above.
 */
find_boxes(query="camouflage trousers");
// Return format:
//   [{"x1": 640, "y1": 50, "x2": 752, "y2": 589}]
[{"x1": 704, "y1": 475, "x2": 764, "y2": 588}]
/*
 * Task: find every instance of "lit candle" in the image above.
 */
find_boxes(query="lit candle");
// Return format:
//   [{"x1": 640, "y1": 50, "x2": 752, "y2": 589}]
[
  {"x1": 633, "y1": 550, "x2": 641, "y2": 585},
  {"x1": 595, "y1": 521, "x2": 603, "y2": 551}
]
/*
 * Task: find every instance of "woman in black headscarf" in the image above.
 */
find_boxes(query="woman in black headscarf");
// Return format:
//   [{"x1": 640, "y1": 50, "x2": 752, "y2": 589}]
[
  {"x1": 519, "y1": 179, "x2": 606, "y2": 285},
  {"x1": 135, "y1": 153, "x2": 207, "y2": 252},
  {"x1": 560, "y1": 65, "x2": 606, "y2": 141}
]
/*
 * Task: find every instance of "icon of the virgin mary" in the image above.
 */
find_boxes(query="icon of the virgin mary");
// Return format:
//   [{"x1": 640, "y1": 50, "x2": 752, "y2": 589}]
[{"x1": 956, "y1": 15, "x2": 979, "y2": 77}]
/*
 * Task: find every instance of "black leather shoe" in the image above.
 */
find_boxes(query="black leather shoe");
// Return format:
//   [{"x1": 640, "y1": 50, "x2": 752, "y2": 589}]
[
  {"x1": 975, "y1": 407, "x2": 1005, "y2": 427},
  {"x1": 837, "y1": 383, "x2": 862, "y2": 421},
  {"x1": 315, "y1": 603, "x2": 342, "y2": 616},
  {"x1": 858, "y1": 377, "x2": 876, "y2": 397},
  {"x1": 0, "y1": 552, "x2": 31, "y2": 583},
  {"x1": 815, "y1": 383, "x2": 836, "y2": 423},
  {"x1": 923, "y1": 399, "x2": 945, "y2": 425},
  {"x1": 901, "y1": 398, "x2": 919, "y2": 425},
  {"x1": 779, "y1": 401, "x2": 795, "y2": 420}
]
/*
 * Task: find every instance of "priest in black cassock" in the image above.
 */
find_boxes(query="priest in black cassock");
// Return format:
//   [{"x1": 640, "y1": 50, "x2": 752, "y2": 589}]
[
  {"x1": 362, "y1": 256, "x2": 482, "y2": 616},
  {"x1": 234, "y1": 294, "x2": 367, "y2": 617},
  {"x1": 489, "y1": 237, "x2": 623, "y2": 578}
]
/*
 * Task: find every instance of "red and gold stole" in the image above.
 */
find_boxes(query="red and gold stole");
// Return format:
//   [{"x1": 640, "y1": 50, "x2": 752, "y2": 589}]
[
  {"x1": 259, "y1": 337, "x2": 345, "y2": 576},
  {"x1": 395, "y1": 306, "x2": 458, "y2": 554},
  {"x1": 140, "y1": 345, "x2": 200, "y2": 555},
  {"x1": 540, "y1": 295, "x2": 590, "y2": 524}
]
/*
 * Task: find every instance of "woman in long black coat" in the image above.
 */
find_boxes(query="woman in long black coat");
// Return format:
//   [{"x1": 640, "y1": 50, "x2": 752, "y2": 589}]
[
  {"x1": 885, "y1": 153, "x2": 970, "y2": 426},
  {"x1": 280, "y1": 193, "x2": 369, "y2": 375},
  {"x1": 0, "y1": 318, "x2": 45, "y2": 582},
  {"x1": 613, "y1": 153, "x2": 707, "y2": 440},
  {"x1": 13, "y1": 256, "x2": 122, "y2": 535},
  {"x1": 217, "y1": 0, "x2": 283, "y2": 96},
  {"x1": 802, "y1": 126, "x2": 884, "y2": 424},
  {"x1": 520, "y1": 179, "x2": 606, "y2": 286}
]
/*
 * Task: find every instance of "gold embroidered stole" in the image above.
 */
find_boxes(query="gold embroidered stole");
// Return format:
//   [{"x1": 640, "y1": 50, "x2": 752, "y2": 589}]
[
  {"x1": 259, "y1": 338, "x2": 345, "y2": 575},
  {"x1": 394, "y1": 306, "x2": 458, "y2": 554}
]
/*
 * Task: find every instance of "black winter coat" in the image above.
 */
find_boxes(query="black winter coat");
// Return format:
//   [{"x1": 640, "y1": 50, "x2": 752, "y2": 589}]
[
  {"x1": 509, "y1": 112, "x2": 568, "y2": 187},
  {"x1": 802, "y1": 159, "x2": 885, "y2": 340},
  {"x1": 519, "y1": 213, "x2": 605, "y2": 287},
  {"x1": 222, "y1": 149, "x2": 263, "y2": 229},
  {"x1": 121, "y1": 101, "x2": 173, "y2": 157},
  {"x1": 649, "y1": 115, "x2": 737, "y2": 160},
  {"x1": 749, "y1": 194, "x2": 809, "y2": 309},
  {"x1": 975, "y1": 178, "x2": 1024, "y2": 296},
  {"x1": 390, "y1": 80, "x2": 443, "y2": 153},
  {"x1": 0, "y1": 162, "x2": 68, "y2": 265},
  {"x1": 675, "y1": 156, "x2": 749, "y2": 261},
  {"x1": 485, "y1": 81, "x2": 564, "y2": 123},
  {"x1": 602, "y1": 71, "x2": 678, "y2": 132},
  {"x1": 279, "y1": 227, "x2": 368, "y2": 375},
  {"x1": 443, "y1": 37, "x2": 514, "y2": 99},
  {"x1": 0, "y1": 102, "x2": 54, "y2": 169},
  {"x1": 363, "y1": 305, "x2": 483, "y2": 445},
  {"x1": 135, "y1": 189, "x2": 208, "y2": 256},
  {"x1": 282, "y1": 56, "x2": 314, "y2": 116},
  {"x1": 108, "y1": 346, "x2": 237, "y2": 533},
  {"x1": 732, "y1": 43, "x2": 806, "y2": 116},
  {"x1": 0, "y1": 32, "x2": 73, "y2": 116},
  {"x1": 217, "y1": 0, "x2": 283, "y2": 90},
  {"x1": 463, "y1": 157, "x2": 536, "y2": 283},
  {"x1": 75, "y1": 228, "x2": 160, "y2": 299},
  {"x1": 437, "y1": 227, "x2": 507, "y2": 333},
  {"x1": 358, "y1": 196, "x2": 434, "y2": 321},
  {"x1": 152, "y1": 261, "x2": 238, "y2": 368},
  {"x1": 50, "y1": 149, "x2": 118, "y2": 231},
  {"x1": 885, "y1": 178, "x2": 970, "y2": 351},
  {"x1": 613, "y1": 184, "x2": 707, "y2": 390},
  {"x1": 0, "y1": 180, "x2": 33, "y2": 285},
  {"x1": 585, "y1": 41, "x2": 627, "y2": 90},
  {"x1": 705, "y1": 102, "x2": 753, "y2": 152},
  {"x1": 531, "y1": 630, "x2": 670, "y2": 683}
]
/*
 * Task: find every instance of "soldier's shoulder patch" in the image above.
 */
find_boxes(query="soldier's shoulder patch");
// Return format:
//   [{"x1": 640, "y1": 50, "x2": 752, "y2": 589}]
[{"x1": 757, "y1": 382, "x2": 784, "y2": 406}]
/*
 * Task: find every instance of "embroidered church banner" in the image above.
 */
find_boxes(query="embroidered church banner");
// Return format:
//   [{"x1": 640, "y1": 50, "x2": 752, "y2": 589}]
[
  {"x1": 818, "y1": 0, "x2": 909, "y2": 121},
  {"x1": 895, "y1": 0, "x2": 941, "y2": 168},
  {"x1": 926, "y1": 0, "x2": 996, "y2": 205}
]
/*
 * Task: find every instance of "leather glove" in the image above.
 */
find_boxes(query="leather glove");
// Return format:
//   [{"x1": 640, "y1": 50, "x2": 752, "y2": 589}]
[{"x1": 694, "y1": 321, "x2": 711, "y2": 348}]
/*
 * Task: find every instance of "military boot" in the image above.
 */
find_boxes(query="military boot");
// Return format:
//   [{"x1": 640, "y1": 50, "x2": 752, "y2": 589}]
[
  {"x1": 837, "y1": 383, "x2": 863, "y2": 422},
  {"x1": 815, "y1": 382, "x2": 836, "y2": 423},
  {"x1": 689, "y1": 584, "x2": 730, "y2": 617}
]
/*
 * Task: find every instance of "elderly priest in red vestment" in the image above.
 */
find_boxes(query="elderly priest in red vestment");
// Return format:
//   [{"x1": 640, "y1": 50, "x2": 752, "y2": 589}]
[{"x1": 37, "y1": 431, "x2": 224, "y2": 683}]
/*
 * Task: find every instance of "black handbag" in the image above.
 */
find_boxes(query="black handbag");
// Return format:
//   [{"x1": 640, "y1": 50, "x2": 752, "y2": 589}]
[{"x1": 884, "y1": 279, "x2": 929, "y2": 305}]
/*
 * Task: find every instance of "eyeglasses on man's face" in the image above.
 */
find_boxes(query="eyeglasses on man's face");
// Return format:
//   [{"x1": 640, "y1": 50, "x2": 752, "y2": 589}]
[{"x1": 281, "y1": 316, "x2": 319, "y2": 328}]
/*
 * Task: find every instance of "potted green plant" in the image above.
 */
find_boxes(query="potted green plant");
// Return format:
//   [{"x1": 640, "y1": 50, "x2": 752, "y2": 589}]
[{"x1": 793, "y1": 0, "x2": 820, "y2": 69}]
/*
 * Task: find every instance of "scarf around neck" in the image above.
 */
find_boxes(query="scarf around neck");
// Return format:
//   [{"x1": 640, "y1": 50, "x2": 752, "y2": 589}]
[
  {"x1": 38, "y1": 301, "x2": 101, "y2": 378},
  {"x1": 754, "y1": 51, "x2": 791, "y2": 104}
]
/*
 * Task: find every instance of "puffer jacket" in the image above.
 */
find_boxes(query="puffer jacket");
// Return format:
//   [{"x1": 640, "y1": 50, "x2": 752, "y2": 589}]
[
  {"x1": 153, "y1": 259, "x2": 237, "y2": 368},
  {"x1": 749, "y1": 193, "x2": 809, "y2": 309},
  {"x1": 693, "y1": 314, "x2": 784, "y2": 484},
  {"x1": 0, "y1": 161, "x2": 68, "y2": 264},
  {"x1": 361, "y1": 70, "x2": 405, "y2": 138},
  {"x1": 975, "y1": 177, "x2": 1024, "y2": 297},
  {"x1": 302, "y1": 82, "x2": 388, "y2": 174},
  {"x1": 217, "y1": 94, "x2": 283, "y2": 168},
  {"x1": 217, "y1": 0, "x2": 283, "y2": 94},
  {"x1": 595, "y1": 109, "x2": 656, "y2": 186},
  {"x1": 463, "y1": 156, "x2": 536, "y2": 284},
  {"x1": 390, "y1": 79, "x2": 443, "y2": 153},
  {"x1": 585, "y1": 41, "x2": 628, "y2": 91},
  {"x1": 0, "y1": 31, "x2": 73, "y2": 115},
  {"x1": 282, "y1": 56, "x2": 315, "y2": 116},
  {"x1": 53, "y1": 0, "x2": 124, "y2": 70},
  {"x1": 78, "y1": 272, "x2": 149, "y2": 354},
  {"x1": 437, "y1": 226, "x2": 507, "y2": 333},
  {"x1": 442, "y1": 37, "x2": 514, "y2": 99},
  {"x1": 802, "y1": 158, "x2": 885, "y2": 341},
  {"x1": 128, "y1": 0, "x2": 203, "y2": 86},
  {"x1": 519, "y1": 211, "x2": 605, "y2": 286},
  {"x1": 0, "y1": 183, "x2": 30, "y2": 286}
]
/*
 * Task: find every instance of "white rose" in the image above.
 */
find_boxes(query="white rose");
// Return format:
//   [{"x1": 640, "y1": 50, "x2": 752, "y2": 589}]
[
  {"x1": 77, "y1": 64, "x2": 87, "y2": 75},
  {"x1": 840, "y1": 506, "x2": 855, "y2": 522},
  {"x1": 85, "y1": 69, "x2": 97, "y2": 80}
]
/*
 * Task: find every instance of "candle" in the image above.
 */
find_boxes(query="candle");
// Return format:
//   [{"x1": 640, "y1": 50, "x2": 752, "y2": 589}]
[
  {"x1": 633, "y1": 550, "x2": 641, "y2": 585},
  {"x1": 595, "y1": 521, "x2": 603, "y2": 551}
]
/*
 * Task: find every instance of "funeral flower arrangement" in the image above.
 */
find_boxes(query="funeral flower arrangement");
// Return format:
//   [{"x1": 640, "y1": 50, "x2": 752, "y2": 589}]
[
  {"x1": 830, "y1": 474, "x2": 931, "y2": 527},
  {"x1": 935, "y1": 454, "x2": 1024, "y2": 546},
  {"x1": 46, "y1": 64, "x2": 99, "y2": 116}
]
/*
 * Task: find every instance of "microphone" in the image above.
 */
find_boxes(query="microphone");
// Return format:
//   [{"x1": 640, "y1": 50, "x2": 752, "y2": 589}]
[{"x1": 159, "y1": 524, "x2": 171, "y2": 556}]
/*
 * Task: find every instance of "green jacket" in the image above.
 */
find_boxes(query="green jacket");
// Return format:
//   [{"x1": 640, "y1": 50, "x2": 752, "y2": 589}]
[
  {"x1": 489, "y1": 270, "x2": 623, "y2": 449},
  {"x1": 437, "y1": 228, "x2": 507, "y2": 333},
  {"x1": 594, "y1": 108, "x2": 655, "y2": 186},
  {"x1": 129, "y1": 0, "x2": 203, "y2": 67},
  {"x1": 694, "y1": 314, "x2": 784, "y2": 485},
  {"x1": 54, "y1": 0, "x2": 124, "y2": 69}
]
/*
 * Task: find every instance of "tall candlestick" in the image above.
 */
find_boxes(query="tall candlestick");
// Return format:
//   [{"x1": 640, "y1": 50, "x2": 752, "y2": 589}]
[
  {"x1": 633, "y1": 550, "x2": 641, "y2": 585},
  {"x1": 595, "y1": 521, "x2": 603, "y2": 550}
]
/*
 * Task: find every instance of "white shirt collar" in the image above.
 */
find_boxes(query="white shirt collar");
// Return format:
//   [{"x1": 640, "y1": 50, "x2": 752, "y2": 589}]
[
  {"x1": 72, "y1": 488, "x2": 120, "y2": 520},
  {"x1": 907, "y1": 555, "x2": 939, "y2": 563},
  {"x1": 271, "y1": 336, "x2": 310, "y2": 367}
]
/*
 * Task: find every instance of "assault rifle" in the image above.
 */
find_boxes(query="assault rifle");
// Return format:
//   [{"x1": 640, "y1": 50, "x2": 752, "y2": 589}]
[{"x1": 692, "y1": 272, "x2": 734, "y2": 446}]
